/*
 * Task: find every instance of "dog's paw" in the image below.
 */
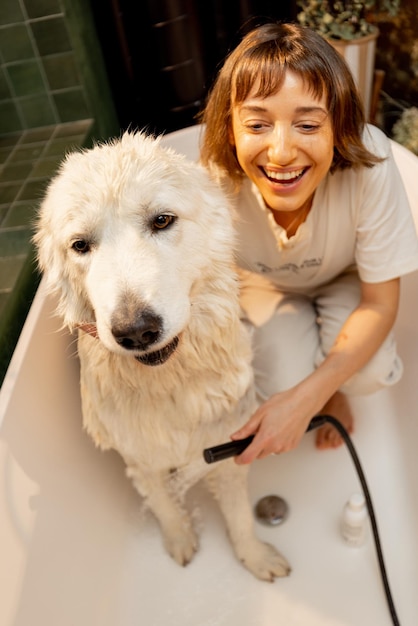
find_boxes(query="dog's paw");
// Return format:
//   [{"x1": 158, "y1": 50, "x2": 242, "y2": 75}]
[
  {"x1": 237, "y1": 540, "x2": 291, "y2": 581},
  {"x1": 164, "y1": 526, "x2": 199, "y2": 567}
]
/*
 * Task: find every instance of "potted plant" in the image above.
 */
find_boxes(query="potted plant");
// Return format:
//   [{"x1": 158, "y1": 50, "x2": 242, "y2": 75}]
[
  {"x1": 297, "y1": 1, "x2": 401, "y2": 118},
  {"x1": 296, "y1": 1, "x2": 400, "y2": 40},
  {"x1": 392, "y1": 107, "x2": 418, "y2": 156}
]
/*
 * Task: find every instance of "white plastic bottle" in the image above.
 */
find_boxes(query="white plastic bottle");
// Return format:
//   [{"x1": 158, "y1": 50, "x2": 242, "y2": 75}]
[{"x1": 341, "y1": 492, "x2": 368, "y2": 546}]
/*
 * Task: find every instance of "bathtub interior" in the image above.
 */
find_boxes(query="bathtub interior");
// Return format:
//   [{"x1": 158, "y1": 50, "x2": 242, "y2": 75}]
[{"x1": 0, "y1": 128, "x2": 417, "y2": 626}]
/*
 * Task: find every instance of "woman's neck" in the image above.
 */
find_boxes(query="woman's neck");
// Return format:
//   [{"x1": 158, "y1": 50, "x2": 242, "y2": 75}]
[{"x1": 270, "y1": 200, "x2": 312, "y2": 237}]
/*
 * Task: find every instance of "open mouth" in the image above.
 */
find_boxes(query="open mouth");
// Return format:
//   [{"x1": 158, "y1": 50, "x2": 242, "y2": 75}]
[
  {"x1": 263, "y1": 167, "x2": 307, "y2": 185},
  {"x1": 135, "y1": 336, "x2": 179, "y2": 366}
]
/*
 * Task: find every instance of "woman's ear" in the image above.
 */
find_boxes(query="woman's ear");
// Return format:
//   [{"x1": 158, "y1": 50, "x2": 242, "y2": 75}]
[{"x1": 228, "y1": 125, "x2": 235, "y2": 146}]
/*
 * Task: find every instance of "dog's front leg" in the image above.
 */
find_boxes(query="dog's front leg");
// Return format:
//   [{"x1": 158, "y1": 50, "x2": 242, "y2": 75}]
[
  {"x1": 204, "y1": 462, "x2": 291, "y2": 581},
  {"x1": 126, "y1": 466, "x2": 198, "y2": 566}
]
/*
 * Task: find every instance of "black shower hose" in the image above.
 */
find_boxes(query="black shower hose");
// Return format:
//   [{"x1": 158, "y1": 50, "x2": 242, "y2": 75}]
[
  {"x1": 307, "y1": 414, "x2": 400, "y2": 626},
  {"x1": 203, "y1": 414, "x2": 401, "y2": 626}
]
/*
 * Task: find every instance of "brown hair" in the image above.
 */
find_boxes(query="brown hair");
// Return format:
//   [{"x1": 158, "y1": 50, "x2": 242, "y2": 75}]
[{"x1": 200, "y1": 22, "x2": 382, "y2": 182}]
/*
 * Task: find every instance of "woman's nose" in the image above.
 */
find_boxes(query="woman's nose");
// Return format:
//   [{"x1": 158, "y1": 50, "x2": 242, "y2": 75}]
[{"x1": 267, "y1": 126, "x2": 297, "y2": 164}]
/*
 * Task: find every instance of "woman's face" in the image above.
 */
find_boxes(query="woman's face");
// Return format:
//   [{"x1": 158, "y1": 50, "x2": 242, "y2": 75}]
[{"x1": 230, "y1": 71, "x2": 334, "y2": 215}]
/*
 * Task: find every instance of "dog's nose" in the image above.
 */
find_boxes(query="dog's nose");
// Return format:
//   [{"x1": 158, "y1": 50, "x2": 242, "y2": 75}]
[{"x1": 112, "y1": 311, "x2": 162, "y2": 351}]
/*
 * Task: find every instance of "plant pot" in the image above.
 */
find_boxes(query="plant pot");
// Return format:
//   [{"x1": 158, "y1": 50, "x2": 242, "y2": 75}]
[{"x1": 327, "y1": 27, "x2": 379, "y2": 120}]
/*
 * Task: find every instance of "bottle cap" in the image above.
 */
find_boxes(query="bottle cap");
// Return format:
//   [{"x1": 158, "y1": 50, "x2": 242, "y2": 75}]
[{"x1": 348, "y1": 493, "x2": 365, "y2": 510}]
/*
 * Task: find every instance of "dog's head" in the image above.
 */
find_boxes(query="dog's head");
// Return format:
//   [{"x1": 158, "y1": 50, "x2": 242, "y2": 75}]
[{"x1": 34, "y1": 131, "x2": 236, "y2": 365}]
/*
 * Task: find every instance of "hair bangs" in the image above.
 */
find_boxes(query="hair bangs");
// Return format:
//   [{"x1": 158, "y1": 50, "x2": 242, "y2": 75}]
[
  {"x1": 232, "y1": 46, "x2": 286, "y2": 104},
  {"x1": 232, "y1": 43, "x2": 327, "y2": 107}
]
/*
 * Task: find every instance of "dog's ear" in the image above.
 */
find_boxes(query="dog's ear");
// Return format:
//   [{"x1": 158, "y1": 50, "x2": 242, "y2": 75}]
[
  {"x1": 34, "y1": 238, "x2": 94, "y2": 329},
  {"x1": 33, "y1": 152, "x2": 75, "y2": 281},
  {"x1": 33, "y1": 205, "x2": 65, "y2": 291},
  {"x1": 33, "y1": 186, "x2": 95, "y2": 329}
]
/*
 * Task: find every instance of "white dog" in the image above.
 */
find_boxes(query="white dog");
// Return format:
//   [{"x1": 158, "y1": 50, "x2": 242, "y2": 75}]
[{"x1": 34, "y1": 132, "x2": 290, "y2": 581}]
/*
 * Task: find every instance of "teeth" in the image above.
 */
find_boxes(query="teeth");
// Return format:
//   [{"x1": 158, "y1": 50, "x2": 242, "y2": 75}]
[{"x1": 265, "y1": 168, "x2": 305, "y2": 181}]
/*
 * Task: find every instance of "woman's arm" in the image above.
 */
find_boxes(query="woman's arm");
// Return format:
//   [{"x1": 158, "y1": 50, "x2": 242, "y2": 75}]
[{"x1": 232, "y1": 277, "x2": 400, "y2": 463}]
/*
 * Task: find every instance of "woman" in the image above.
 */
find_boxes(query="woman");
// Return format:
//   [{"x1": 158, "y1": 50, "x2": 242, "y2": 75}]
[{"x1": 199, "y1": 22, "x2": 418, "y2": 462}]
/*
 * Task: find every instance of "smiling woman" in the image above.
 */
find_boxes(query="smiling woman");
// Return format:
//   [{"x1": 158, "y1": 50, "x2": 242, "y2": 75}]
[
  {"x1": 200, "y1": 22, "x2": 382, "y2": 179},
  {"x1": 200, "y1": 21, "x2": 418, "y2": 461},
  {"x1": 230, "y1": 72, "x2": 334, "y2": 229}
]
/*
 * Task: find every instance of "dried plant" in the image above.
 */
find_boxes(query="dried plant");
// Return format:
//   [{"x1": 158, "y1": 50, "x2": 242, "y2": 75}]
[
  {"x1": 392, "y1": 107, "x2": 418, "y2": 155},
  {"x1": 297, "y1": 1, "x2": 400, "y2": 40}
]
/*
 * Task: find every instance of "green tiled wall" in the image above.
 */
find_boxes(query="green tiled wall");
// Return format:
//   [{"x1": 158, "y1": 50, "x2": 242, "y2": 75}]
[
  {"x1": 0, "y1": 0, "x2": 117, "y2": 138},
  {"x1": 0, "y1": 1, "x2": 118, "y2": 383},
  {"x1": 0, "y1": 119, "x2": 92, "y2": 383}
]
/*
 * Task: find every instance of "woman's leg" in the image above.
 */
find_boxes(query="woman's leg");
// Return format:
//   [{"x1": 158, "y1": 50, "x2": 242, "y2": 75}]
[
  {"x1": 242, "y1": 271, "x2": 403, "y2": 450},
  {"x1": 313, "y1": 271, "x2": 403, "y2": 447},
  {"x1": 245, "y1": 281, "x2": 353, "y2": 450},
  {"x1": 314, "y1": 271, "x2": 403, "y2": 395},
  {"x1": 251, "y1": 292, "x2": 319, "y2": 400}
]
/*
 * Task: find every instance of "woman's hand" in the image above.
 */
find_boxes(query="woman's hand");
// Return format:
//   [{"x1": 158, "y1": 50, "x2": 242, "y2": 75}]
[{"x1": 231, "y1": 386, "x2": 319, "y2": 464}]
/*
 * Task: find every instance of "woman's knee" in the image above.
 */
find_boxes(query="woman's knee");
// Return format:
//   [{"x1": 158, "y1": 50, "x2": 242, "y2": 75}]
[
  {"x1": 251, "y1": 295, "x2": 319, "y2": 398},
  {"x1": 317, "y1": 333, "x2": 403, "y2": 396}
]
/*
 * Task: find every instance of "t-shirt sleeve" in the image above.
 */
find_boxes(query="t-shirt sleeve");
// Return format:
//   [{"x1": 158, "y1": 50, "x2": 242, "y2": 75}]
[{"x1": 355, "y1": 126, "x2": 418, "y2": 283}]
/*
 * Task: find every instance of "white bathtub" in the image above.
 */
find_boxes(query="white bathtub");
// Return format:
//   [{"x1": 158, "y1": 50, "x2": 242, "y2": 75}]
[{"x1": 0, "y1": 128, "x2": 417, "y2": 626}]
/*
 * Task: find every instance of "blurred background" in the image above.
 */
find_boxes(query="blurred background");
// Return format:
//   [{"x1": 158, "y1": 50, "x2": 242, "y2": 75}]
[
  {"x1": 89, "y1": 0, "x2": 418, "y2": 137},
  {"x1": 88, "y1": 0, "x2": 296, "y2": 134},
  {"x1": 1, "y1": 0, "x2": 417, "y2": 140}
]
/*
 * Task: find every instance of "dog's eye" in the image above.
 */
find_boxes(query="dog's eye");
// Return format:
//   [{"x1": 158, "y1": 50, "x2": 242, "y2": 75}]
[
  {"x1": 152, "y1": 214, "x2": 176, "y2": 231},
  {"x1": 71, "y1": 239, "x2": 91, "y2": 254}
]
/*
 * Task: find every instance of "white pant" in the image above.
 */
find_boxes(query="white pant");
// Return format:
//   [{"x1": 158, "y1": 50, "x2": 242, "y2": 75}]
[{"x1": 241, "y1": 271, "x2": 403, "y2": 401}]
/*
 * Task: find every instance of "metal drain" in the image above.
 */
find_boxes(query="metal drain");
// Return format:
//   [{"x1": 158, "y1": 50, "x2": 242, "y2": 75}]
[{"x1": 254, "y1": 495, "x2": 289, "y2": 526}]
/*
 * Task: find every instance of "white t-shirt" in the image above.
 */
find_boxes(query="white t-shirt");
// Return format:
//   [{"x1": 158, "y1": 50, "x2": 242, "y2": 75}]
[{"x1": 234, "y1": 125, "x2": 418, "y2": 299}]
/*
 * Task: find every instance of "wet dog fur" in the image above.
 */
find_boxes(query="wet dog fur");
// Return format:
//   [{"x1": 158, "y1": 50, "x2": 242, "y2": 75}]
[{"x1": 34, "y1": 132, "x2": 290, "y2": 580}]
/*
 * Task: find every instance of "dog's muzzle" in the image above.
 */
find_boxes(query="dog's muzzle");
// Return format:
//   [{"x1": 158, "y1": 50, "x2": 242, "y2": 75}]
[
  {"x1": 78, "y1": 323, "x2": 179, "y2": 366},
  {"x1": 135, "y1": 336, "x2": 179, "y2": 366}
]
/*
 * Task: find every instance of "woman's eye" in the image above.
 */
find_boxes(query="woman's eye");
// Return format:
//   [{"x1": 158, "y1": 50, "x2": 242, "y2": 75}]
[
  {"x1": 298, "y1": 123, "x2": 320, "y2": 132},
  {"x1": 245, "y1": 122, "x2": 266, "y2": 132},
  {"x1": 71, "y1": 239, "x2": 91, "y2": 253},
  {"x1": 152, "y1": 214, "x2": 176, "y2": 231}
]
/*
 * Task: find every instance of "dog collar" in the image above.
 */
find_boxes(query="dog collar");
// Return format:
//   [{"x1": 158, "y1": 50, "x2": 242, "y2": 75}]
[{"x1": 77, "y1": 323, "x2": 98, "y2": 338}]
